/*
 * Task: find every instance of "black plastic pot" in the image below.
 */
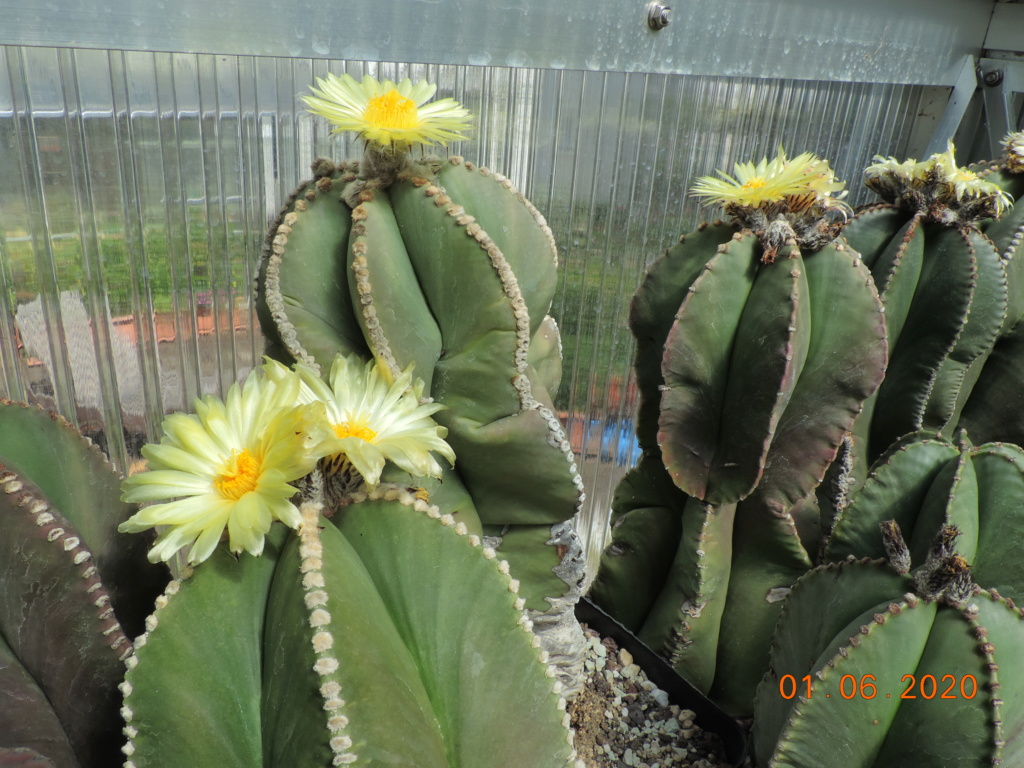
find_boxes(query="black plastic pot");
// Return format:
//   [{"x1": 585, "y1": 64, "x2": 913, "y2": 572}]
[{"x1": 575, "y1": 596, "x2": 749, "y2": 767}]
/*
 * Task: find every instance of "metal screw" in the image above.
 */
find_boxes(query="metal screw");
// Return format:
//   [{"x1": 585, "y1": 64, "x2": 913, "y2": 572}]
[
  {"x1": 646, "y1": 1, "x2": 672, "y2": 30},
  {"x1": 983, "y1": 69, "x2": 1004, "y2": 87}
]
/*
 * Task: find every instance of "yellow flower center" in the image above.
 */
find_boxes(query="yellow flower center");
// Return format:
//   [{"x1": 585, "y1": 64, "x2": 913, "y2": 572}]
[
  {"x1": 954, "y1": 169, "x2": 979, "y2": 183},
  {"x1": 363, "y1": 89, "x2": 418, "y2": 130},
  {"x1": 334, "y1": 421, "x2": 378, "y2": 442},
  {"x1": 742, "y1": 177, "x2": 768, "y2": 191},
  {"x1": 214, "y1": 449, "x2": 260, "y2": 500}
]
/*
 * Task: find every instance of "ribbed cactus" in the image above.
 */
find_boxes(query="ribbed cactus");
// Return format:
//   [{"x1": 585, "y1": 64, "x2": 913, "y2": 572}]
[
  {"x1": 590, "y1": 150, "x2": 888, "y2": 715},
  {"x1": 824, "y1": 431, "x2": 1024, "y2": 604},
  {"x1": 0, "y1": 400, "x2": 168, "y2": 766},
  {"x1": 120, "y1": 485, "x2": 578, "y2": 768},
  {"x1": 255, "y1": 76, "x2": 587, "y2": 673},
  {"x1": 957, "y1": 131, "x2": 1024, "y2": 446},
  {"x1": 753, "y1": 524, "x2": 1024, "y2": 767},
  {"x1": 838, "y1": 142, "x2": 1013, "y2": 486}
]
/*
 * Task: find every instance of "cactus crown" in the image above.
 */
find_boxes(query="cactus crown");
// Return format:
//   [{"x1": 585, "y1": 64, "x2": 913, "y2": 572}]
[
  {"x1": 999, "y1": 130, "x2": 1024, "y2": 174},
  {"x1": 690, "y1": 148, "x2": 850, "y2": 261},
  {"x1": 884, "y1": 521, "x2": 976, "y2": 607},
  {"x1": 864, "y1": 140, "x2": 1013, "y2": 226}
]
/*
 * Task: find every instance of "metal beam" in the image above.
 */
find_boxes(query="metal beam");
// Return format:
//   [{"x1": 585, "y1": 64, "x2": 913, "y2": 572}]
[
  {"x1": 985, "y1": 2, "x2": 1024, "y2": 54},
  {"x1": 0, "y1": 0, "x2": 995, "y2": 85}
]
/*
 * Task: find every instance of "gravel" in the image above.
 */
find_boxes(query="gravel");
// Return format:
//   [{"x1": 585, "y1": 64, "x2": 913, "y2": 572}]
[{"x1": 569, "y1": 626, "x2": 733, "y2": 768}]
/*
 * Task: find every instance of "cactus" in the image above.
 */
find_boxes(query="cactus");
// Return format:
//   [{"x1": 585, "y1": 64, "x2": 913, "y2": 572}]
[
  {"x1": 837, "y1": 143, "x2": 1013, "y2": 489},
  {"x1": 752, "y1": 524, "x2": 1024, "y2": 767},
  {"x1": 824, "y1": 431, "x2": 1024, "y2": 605},
  {"x1": 956, "y1": 131, "x2": 1024, "y2": 447},
  {"x1": 590, "y1": 150, "x2": 888, "y2": 715},
  {"x1": 110, "y1": 350, "x2": 579, "y2": 766},
  {"x1": 0, "y1": 400, "x2": 169, "y2": 766},
  {"x1": 120, "y1": 485, "x2": 578, "y2": 768},
  {"x1": 256, "y1": 73, "x2": 588, "y2": 684}
]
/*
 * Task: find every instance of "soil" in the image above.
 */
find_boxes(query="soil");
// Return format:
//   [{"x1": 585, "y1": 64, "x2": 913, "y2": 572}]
[{"x1": 569, "y1": 626, "x2": 733, "y2": 768}]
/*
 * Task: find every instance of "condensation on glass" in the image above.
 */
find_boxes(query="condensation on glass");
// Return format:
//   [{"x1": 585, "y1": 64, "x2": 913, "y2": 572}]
[{"x1": 0, "y1": 45, "x2": 924, "y2": 568}]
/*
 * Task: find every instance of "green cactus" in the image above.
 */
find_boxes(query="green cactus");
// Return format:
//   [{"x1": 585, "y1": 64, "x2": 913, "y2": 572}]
[
  {"x1": 120, "y1": 483, "x2": 578, "y2": 768},
  {"x1": 0, "y1": 400, "x2": 168, "y2": 766},
  {"x1": 837, "y1": 143, "x2": 1012, "y2": 489},
  {"x1": 256, "y1": 93, "x2": 587, "y2": 670},
  {"x1": 590, "y1": 150, "x2": 888, "y2": 715},
  {"x1": 753, "y1": 525, "x2": 1024, "y2": 767},
  {"x1": 824, "y1": 431, "x2": 1024, "y2": 604},
  {"x1": 956, "y1": 132, "x2": 1024, "y2": 447}
]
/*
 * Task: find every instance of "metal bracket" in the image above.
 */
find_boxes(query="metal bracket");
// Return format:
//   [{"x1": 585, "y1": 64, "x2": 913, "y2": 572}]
[
  {"x1": 978, "y1": 58, "x2": 1024, "y2": 157},
  {"x1": 924, "y1": 55, "x2": 979, "y2": 157},
  {"x1": 925, "y1": 56, "x2": 1024, "y2": 160}
]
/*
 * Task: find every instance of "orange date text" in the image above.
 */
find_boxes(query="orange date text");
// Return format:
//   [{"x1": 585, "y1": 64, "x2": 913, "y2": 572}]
[{"x1": 778, "y1": 674, "x2": 977, "y2": 700}]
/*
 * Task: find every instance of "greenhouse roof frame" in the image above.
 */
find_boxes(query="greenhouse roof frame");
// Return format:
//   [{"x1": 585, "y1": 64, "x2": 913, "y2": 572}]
[{"x1": 0, "y1": 0, "x2": 1006, "y2": 86}]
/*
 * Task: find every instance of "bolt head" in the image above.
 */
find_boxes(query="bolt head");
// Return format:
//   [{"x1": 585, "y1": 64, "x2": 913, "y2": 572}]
[
  {"x1": 983, "y1": 69, "x2": 1004, "y2": 87},
  {"x1": 646, "y1": 2, "x2": 672, "y2": 30}
]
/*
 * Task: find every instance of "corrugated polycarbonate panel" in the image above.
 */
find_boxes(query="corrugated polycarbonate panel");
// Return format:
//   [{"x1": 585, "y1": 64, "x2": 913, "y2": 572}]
[{"x1": 0, "y1": 47, "x2": 922, "y2": 566}]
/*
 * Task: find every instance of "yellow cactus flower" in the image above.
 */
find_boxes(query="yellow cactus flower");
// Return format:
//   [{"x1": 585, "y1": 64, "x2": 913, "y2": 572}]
[
  {"x1": 933, "y1": 142, "x2": 1013, "y2": 212},
  {"x1": 691, "y1": 149, "x2": 845, "y2": 209},
  {"x1": 119, "y1": 369, "x2": 328, "y2": 565},
  {"x1": 264, "y1": 353, "x2": 456, "y2": 488},
  {"x1": 302, "y1": 73, "x2": 472, "y2": 151}
]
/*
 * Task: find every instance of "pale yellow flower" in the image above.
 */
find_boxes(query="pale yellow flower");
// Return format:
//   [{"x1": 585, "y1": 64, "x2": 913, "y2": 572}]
[
  {"x1": 302, "y1": 73, "x2": 472, "y2": 151},
  {"x1": 691, "y1": 149, "x2": 845, "y2": 209},
  {"x1": 864, "y1": 154, "x2": 926, "y2": 186},
  {"x1": 933, "y1": 142, "x2": 1012, "y2": 212},
  {"x1": 264, "y1": 354, "x2": 455, "y2": 488},
  {"x1": 119, "y1": 369, "x2": 328, "y2": 565}
]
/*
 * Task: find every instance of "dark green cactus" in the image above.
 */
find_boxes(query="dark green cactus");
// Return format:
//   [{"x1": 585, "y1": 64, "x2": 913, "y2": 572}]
[
  {"x1": 590, "y1": 151, "x2": 888, "y2": 715},
  {"x1": 753, "y1": 526, "x2": 1024, "y2": 767},
  {"x1": 824, "y1": 431, "x2": 1024, "y2": 605},
  {"x1": 956, "y1": 132, "x2": 1024, "y2": 447},
  {"x1": 838, "y1": 144, "x2": 1012, "y2": 488},
  {"x1": 0, "y1": 400, "x2": 168, "y2": 766},
  {"x1": 119, "y1": 484, "x2": 578, "y2": 768}
]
